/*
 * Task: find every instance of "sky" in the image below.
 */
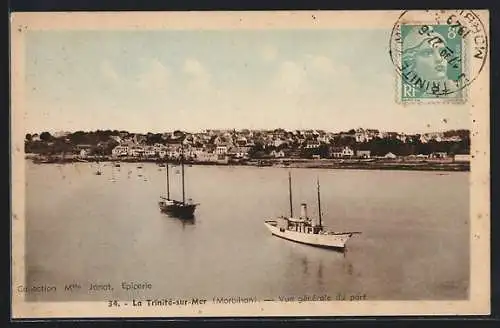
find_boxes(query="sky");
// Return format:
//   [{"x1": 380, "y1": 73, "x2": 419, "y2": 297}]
[{"x1": 23, "y1": 29, "x2": 470, "y2": 134}]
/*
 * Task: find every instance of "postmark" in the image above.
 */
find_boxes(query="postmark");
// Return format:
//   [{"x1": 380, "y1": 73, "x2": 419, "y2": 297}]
[{"x1": 389, "y1": 10, "x2": 488, "y2": 103}]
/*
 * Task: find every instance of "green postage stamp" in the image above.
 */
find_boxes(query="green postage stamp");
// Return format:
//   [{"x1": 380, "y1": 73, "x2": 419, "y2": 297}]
[{"x1": 390, "y1": 10, "x2": 488, "y2": 103}]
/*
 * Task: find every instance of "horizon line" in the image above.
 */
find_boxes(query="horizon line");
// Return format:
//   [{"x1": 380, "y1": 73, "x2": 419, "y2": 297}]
[{"x1": 26, "y1": 126, "x2": 471, "y2": 136}]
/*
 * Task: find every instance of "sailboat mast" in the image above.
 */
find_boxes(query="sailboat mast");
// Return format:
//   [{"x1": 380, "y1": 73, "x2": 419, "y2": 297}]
[
  {"x1": 288, "y1": 171, "x2": 293, "y2": 218},
  {"x1": 181, "y1": 147, "x2": 186, "y2": 204},
  {"x1": 166, "y1": 163, "x2": 170, "y2": 200},
  {"x1": 317, "y1": 177, "x2": 322, "y2": 227}
]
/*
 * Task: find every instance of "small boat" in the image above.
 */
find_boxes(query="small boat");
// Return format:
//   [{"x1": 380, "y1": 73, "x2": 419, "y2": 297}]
[
  {"x1": 94, "y1": 161, "x2": 103, "y2": 175},
  {"x1": 159, "y1": 149, "x2": 199, "y2": 219},
  {"x1": 114, "y1": 162, "x2": 121, "y2": 168},
  {"x1": 264, "y1": 172, "x2": 361, "y2": 251}
]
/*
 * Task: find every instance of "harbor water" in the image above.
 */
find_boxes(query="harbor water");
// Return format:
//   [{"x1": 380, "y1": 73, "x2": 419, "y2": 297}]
[{"x1": 24, "y1": 161, "x2": 469, "y2": 301}]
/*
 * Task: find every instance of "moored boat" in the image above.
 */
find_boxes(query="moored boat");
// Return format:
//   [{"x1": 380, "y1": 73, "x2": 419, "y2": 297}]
[
  {"x1": 264, "y1": 172, "x2": 361, "y2": 251},
  {"x1": 94, "y1": 161, "x2": 103, "y2": 175},
  {"x1": 158, "y1": 149, "x2": 198, "y2": 219}
]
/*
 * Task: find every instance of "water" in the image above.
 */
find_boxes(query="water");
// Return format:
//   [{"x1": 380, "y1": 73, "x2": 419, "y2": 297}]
[{"x1": 24, "y1": 161, "x2": 469, "y2": 301}]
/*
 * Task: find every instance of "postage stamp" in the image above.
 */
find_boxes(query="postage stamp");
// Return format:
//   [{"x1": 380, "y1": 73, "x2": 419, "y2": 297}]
[
  {"x1": 389, "y1": 10, "x2": 488, "y2": 104},
  {"x1": 10, "y1": 10, "x2": 490, "y2": 319}
]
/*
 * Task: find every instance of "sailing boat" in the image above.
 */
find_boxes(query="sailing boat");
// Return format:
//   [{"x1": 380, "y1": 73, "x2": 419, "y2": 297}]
[
  {"x1": 264, "y1": 172, "x2": 361, "y2": 251},
  {"x1": 94, "y1": 160, "x2": 102, "y2": 175},
  {"x1": 158, "y1": 150, "x2": 198, "y2": 219}
]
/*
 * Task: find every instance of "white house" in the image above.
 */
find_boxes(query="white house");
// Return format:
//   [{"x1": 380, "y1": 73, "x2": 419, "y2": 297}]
[
  {"x1": 454, "y1": 154, "x2": 470, "y2": 162},
  {"x1": 228, "y1": 147, "x2": 249, "y2": 159},
  {"x1": 355, "y1": 129, "x2": 373, "y2": 143},
  {"x1": 430, "y1": 152, "x2": 448, "y2": 159},
  {"x1": 305, "y1": 141, "x2": 321, "y2": 149},
  {"x1": 158, "y1": 150, "x2": 167, "y2": 158},
  {"x1": 356, "y1": 150, "x2": 371, "y2": 158},
  {"x1": 330, "y1": 147, "x2": 343, "y2": 158},
  {"x1": 168, "y1": 150, "x2": 181, "y2": 159},
  {"x1": 443, "y1": 136, "x2": 462, "y2": 142},
  {"x1": 342, "y1": 147, "x2": 354, "y2": 157},
  {"x1": 215, "y1": 145, "x2": 229, "y2": 155},
  {"x1": 419, "y1": 135, "x2": 429, "y2": 144},
  {"x1": 79, "y1": 149, "x2": 89, "y2": 158},
  {"x1": 235, "y1": 136, "x2": 248, "y2": 146},
  {"x1": 270, "y1": 150, "x2": 285, "y2": 158},
  {"x1": 112, "y1": 145, "x2": 129, "y2": 157},
  {"x1": 130, "y1": 146, "x2": 145, "y2": 157},
  {"x1": 384, "y1": 152, "x2": 397, "y2": 159},
  {"x1": 331, "y1": 146, "x2": 354, "y2": 158},
  {"x1": 153, "y1": 143, "x2": 165, "y2": 153},
  {"x1": 274, "y1": 139, "x2": 287, "y2": 148},
  {"x1": 396, "y1": 134, "x2": 407, "y2": 142},
  {"x1": 195, "y1": 152, "x2": 218, "y2": 162},
  {"x1": 317, "y1": 135, "x2": 330, "y2": 143}
]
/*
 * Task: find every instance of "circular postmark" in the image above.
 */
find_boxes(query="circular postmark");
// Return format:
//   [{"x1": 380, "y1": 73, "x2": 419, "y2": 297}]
[{"x1": 389, "y1": 10, "x2": 488, "y2": 98}]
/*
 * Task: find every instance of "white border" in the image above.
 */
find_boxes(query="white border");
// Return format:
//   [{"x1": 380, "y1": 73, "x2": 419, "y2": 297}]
[{"x1": 10, "y1": 10, "x2": 490, "y2": 318}]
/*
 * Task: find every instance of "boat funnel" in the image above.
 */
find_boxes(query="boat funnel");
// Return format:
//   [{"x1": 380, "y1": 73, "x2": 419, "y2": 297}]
[{"x1": 300, "y1": 203, "x2": 308, "y2": 219}]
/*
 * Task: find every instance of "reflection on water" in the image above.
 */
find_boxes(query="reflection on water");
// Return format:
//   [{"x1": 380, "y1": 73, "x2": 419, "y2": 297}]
[
  {"x1": 24, "y1": 162, "x2": 469, "y2": 301},
  {"x1": 178, "y1": 217, "x2": 196, "y2": 228}
]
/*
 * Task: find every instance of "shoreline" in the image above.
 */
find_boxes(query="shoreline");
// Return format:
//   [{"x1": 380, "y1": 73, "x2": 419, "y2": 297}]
[{"x1": 26, "y1": 155, "x2": 470, "y2": 172}]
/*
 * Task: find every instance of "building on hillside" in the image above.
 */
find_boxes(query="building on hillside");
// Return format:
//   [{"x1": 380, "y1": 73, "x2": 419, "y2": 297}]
[
  {"x1": 330, "y1": 146, "x2": 354, "y2": 158},
  {"x1": 228, "y1": 147, "x2": 250, "y2": 159},
  {"x1": 130, "y1": 146, "x2": 145, "y2": 157},
  {"x1": 430, "y1": 152, "x2": 448, "y2": 159},
  {"x1": 356, "y1": 150, "x2": 371, "y2": 158},
  {"x1": 112, "y1": 145, "x2": 129, "y2": 157},
  {"x1": 305, "y1": 141, "x2": 321, "y2": 149},
  {"x1": 454, "y1": 154, "x2": 470, "y2": 162},
  {"x1": 215, "y1": 144, "x2": 229, "y2": 155},
  {"x1": 159, "y1": 150, "x2": 167, "y2": 158},
  {"x1": 384, "y1": 152, "x2": 397, "y2": 159},
  {"x1": 270, "y1": 150, "x2": 285, "y2": 158},
  {"x1": 79, "y1": 149, "x2": 90, "y2": 158},
  {"x1": 76, "y1": 144, "x2": 93, "y2": 156},
  {"x1": 144, "y1": 146, "x2": 156, "y2": 157}
]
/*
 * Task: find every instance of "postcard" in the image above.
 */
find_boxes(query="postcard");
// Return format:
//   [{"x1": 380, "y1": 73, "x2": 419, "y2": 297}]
[{"x1": 11, "y1": 10, "x2": 490, "y2": 318}]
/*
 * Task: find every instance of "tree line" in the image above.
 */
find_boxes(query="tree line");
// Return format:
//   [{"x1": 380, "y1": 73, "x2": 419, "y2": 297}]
[{"x1": 25, "y1": 129, "x2": 470, "y2": 158}]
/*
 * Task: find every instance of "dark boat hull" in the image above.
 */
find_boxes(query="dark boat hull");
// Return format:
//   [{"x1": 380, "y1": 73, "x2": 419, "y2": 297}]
[{"x1": 159, "y1": 201, "x2": 197, "y2": 219}]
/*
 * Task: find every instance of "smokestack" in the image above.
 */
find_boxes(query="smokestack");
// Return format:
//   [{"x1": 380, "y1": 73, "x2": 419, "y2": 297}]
[{"x1": 300, "y1": 203, "x2": 308, "y2": 219}]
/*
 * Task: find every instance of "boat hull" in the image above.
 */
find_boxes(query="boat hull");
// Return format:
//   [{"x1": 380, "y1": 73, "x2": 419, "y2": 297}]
[
  {"x1": 264, "y1": 221, "x2": 352, "y2": 250},
  {"x1": 159, "y1": 201, "x2": 197, "y2": 219}
]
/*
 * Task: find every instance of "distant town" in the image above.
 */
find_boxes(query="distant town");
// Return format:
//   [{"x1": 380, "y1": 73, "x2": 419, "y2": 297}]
[{"x1": 24, "y1": 128, "x2": 471, "y2": 170}]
